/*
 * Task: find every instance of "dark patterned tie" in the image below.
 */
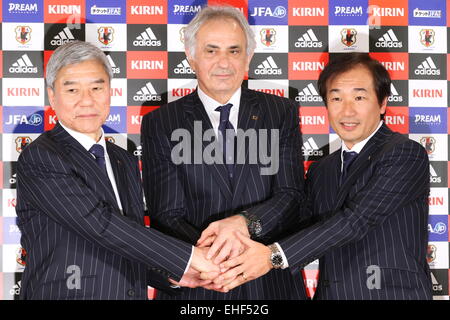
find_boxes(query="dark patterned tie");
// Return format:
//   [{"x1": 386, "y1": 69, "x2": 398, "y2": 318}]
[
  {"x1": 215, "y1": 103, "x2": 235, "y2": 180},
  {"x1": 89, "y1": 144, "x2": 108, "y2": 176},
  {"x1": 340, "y1": 150, "x2": 358, "y2": 186}
]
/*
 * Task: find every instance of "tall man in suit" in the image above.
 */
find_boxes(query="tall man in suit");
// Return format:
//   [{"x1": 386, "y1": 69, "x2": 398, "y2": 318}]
[
  {"x1": 16, "y1": 41, "x2": 219, "y2": 300},
  {"x1": 216, "y1": 53, "x2": 433, "y2": 300},
  {"x1": 141, "y1": 6, "x2": 307, "y2": 300}
]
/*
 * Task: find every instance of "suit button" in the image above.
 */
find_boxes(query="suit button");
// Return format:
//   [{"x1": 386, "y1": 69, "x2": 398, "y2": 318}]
[
  {"x1": 127, "y1": 289, "x2": 135, "y2": 297},
  {"x1": 322, "y1": 280, "x2": 330, "y2": 287}
]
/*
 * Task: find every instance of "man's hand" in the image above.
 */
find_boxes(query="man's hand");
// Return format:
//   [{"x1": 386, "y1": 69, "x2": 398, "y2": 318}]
[
  {"x1": 169, "y1": 268, "x2": 213, "y2": 288},
  {"x1": 211, "y1": 231, "x2": 273, "y2": 293},
  {"x1": 170, "y1": 246, "x2": 222, "y2": 289},
  {"x1": 196, "y1": 215, "x2": 250, "y2": 264}
]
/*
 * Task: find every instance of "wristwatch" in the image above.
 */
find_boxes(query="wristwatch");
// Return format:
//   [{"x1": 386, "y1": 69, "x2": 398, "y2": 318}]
[
  {"x1": 239, "y1": 211, "x2": 262, "y2": 239},
  {"x1": 268, "y1": 244, "x2": 284, "y2": 269}
]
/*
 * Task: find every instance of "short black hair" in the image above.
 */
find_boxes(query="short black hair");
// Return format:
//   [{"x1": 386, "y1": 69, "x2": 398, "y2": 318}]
[{"x1": 318, "y1": 53, "x2": 391, "y2": 107}]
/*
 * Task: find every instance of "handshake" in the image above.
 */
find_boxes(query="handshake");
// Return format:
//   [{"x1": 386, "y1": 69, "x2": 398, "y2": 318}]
[{"x1": 169, "y1": 215, "x2": 274, "y2": 293}]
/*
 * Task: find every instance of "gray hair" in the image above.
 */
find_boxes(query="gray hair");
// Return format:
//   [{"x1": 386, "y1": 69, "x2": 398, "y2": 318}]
[
  {"x1": 46, "y1": 40, "x2": 113, "y2": 89},
  {"x1": 184, "y1": 6, "x2": 256, "y2": 58}
]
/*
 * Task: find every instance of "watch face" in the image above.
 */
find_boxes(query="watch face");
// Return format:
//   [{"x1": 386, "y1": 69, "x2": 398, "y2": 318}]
[{"x1": 272, "y1": 254, "x2": 283, "y2": 267}]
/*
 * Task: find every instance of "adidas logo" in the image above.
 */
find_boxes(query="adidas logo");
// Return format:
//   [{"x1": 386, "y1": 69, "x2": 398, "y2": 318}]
[
  {"x1": 255, "y1": 56, "x2": 282, "y2": 75},
  {"x1": 9, "y1": 281, "x2": 21, "y2": 296},
  {"x1": 375, "y1": 29, "x2": 403, "y2": 48},
  {"x1": 431, "y1": 273, "x2": 443, "y2": 291},
  {"x1": 302, "y1": 137, "x2": 323, "y2": 158},
  {"x1": 51, "y1": 26, "x2": 75, "y2": 46},
  {"x1": 415, "y1": 56, "x2": 440, "y2": 76},
  {"x1": 295, "y1": 29, "x2": 323, "y2": 48},
  {"x1": 173, "y1": 58, "x2": 194, "y2": 75},
  {"x1": 296, "y1": 83, "x2": 322, "y2": 103},
  {"x1": 388, "y1": 83, "x2": 403, "y2": 102},
  {"x1": 133, "y1": 82, "x2": 161, "y2": 102},
  {"x1": 133, "y1": 27, "x2": 161, "y2": 47},
  {"x1": 430, "y1": 164, "x2": 441, "y2": 184},
  {"x1": 9, "y1": 54, "x2": 38, "y2": 73},
  {"x1": 106, "y1": 55, "x2": 120, "y2": 74}
]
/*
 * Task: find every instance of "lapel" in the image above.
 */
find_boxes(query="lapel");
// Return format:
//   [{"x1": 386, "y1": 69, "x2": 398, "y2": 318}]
[
  {"x1": 49, "y1": 122, "x2": 119, "y2": 210},
  {"x1": 333, "y1": 123, "x2": 393, "y2": 211},
  {"x1": 319, "y1": 150, "x2": 341, "y2": 207},
  {"x1": 107, "y1": 143, "x2": 131, "y2": 217},
  {"x1": 183, "y1": 90, "x2": 234, "y2": 201},
  {"x1": 231, "y1": 87, "x2": 264, "y2": 208}
]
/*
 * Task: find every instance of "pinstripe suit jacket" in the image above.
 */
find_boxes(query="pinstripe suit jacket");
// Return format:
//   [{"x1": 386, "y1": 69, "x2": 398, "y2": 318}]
[
  {"x1": 16, "y1": 123, "x2": 192, "y2": 300},
  {"x1": 279, "y1": 124, "x2": 432, "y2": 300},
  {"x1": 141, "y1": 87, "x2": 308, "y2": 300}
]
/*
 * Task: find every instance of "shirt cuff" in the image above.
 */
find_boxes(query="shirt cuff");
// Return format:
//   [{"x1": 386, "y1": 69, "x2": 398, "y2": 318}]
[
  {"x1": 274, "y1": 242, "x2": 289, "y2": 269},
  {"x1": 170, "y1": 245, "x2": 194, "y2": 289}
]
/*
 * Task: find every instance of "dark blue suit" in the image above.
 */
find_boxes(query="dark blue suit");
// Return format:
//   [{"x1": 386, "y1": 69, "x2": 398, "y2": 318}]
[
  {"x1": 279, "y1": 124, "x2": 432, "y2": 300},
  {"x1": 141, "y1": 88, "x2": 308, "y2": 300},
  {"x1": 16, "y1": 123, "x2": 192, "y2": 300}
]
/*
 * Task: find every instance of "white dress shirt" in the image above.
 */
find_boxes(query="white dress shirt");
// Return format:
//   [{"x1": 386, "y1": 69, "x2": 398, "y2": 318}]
[
  {"x1": 197, "y1": 86, "x2": 241, "y2": 136},
  {"x1": 277, "y1": 120, "x2": 384, "y2": 269},
  {"x1": 59, "y1": 122, "x2": 123, "y2": 214}
]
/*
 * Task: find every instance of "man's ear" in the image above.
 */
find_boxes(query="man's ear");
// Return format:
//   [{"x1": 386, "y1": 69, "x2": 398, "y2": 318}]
[
  {"x1": 185, "y1": 49, "x2": 196, "y2": 72},
  {"x1": 245, "y1": 51, "x2": 254, "y2": 72},
  {"x1": 47, "y1": 87, "x2": 55, "y2": 110},
  {"x1": 380, "y1": 96, "x2": 388, "y2": 116}
]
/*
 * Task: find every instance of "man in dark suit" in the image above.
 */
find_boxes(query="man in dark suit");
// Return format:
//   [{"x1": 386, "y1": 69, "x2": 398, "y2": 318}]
[
  {"x1": 141, "y1": 6, "x2": 307, "y2": 299},
  {"x1": 217, "y1": 53, "x2": 433, "y2": 300},
  {"x1": 16, "y1": 41, "x2": 218, "y2": 300}
]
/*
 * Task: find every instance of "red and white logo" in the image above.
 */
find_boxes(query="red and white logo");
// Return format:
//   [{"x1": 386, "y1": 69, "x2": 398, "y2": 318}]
[
  {"x1": 289, "y1": 53, "x2": 329, "y2": 80},
  {"x1": 369, "y1": 52, "x2": 408, "y2": 80},
  {"x1": 15, "y1": 25, "x2": 31, "y2": 44},
  {"x1": 299, "y1": 107, "x2": 329, "y2": 134},
  {"x1": 127, "y1": 51, "x2": 168, "y2": 79},
  {"x1": 98, "y1": 26, "x2": 114, "y2": 45},
  {"x1": 127, "y1": 0, "x2": 167, "y2": 24},
  {"x1": 127, "y1": 106, "x2": 159, "y2": 134}
]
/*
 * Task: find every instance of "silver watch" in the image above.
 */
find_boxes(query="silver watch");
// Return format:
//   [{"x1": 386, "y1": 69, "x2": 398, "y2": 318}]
[{"x1": 268, "y1": 244, "x2": 283, "y2": 269}]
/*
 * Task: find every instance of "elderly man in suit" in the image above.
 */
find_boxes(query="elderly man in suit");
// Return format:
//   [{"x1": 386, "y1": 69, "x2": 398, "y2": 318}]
[
  {"x1": 215, "y1": 53, "x2": 433, "y2": 300},
  {"x1": 16, "y1": 41, "x2": 218, "y2": 300},
  {"x1": 141, "y1": 6, "x2": 307, "y2": 300}
]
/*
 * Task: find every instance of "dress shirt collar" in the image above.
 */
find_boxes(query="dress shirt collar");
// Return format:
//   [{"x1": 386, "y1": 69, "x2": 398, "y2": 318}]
[
  {"x1": 340, "y1": 120, "x2": 383, "y2": 170},
  {"x1": 59, "y1": 122, "x2": 107, "y2": 153},
  {"x1": 197, "y1": 86, "x2": 241, "y2": 115}
]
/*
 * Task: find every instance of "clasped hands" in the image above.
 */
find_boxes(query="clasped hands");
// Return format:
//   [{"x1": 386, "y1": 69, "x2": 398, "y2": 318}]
[{"x1": 170, "y1": 215, "x2": 273, "y2": 293}]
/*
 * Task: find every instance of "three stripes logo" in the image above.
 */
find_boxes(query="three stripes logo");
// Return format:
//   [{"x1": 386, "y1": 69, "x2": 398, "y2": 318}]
[
  {"x1": 296, "y1": 83, "x2": 322, "y2": 103},
  {"x1": 106, "y1": 55, "x2": 120, "y2": 74},
  {"x1": 133, "y1": 27, "x2": 161, "y2": 47},
  {"x1": 415, "y1": 56, "x2": 440, "y2": 76},
  {"x1": 302, "y1": 137, "x2": 323, "y2": 158},
  {"x1": 173, "y1": 58, "x2": 194, "y2": 75},
  {"x1": 9, "y1": 54, "x2": 38, "y2": 74},
  {"x1": 388, "y1": 83, "x2": 403, "y2": 103},
  {"x1": 133, "y1": 82, "x2": 162, "y2": 102},
  {"x1": 375, "y1": 29, "x2": 403, "y2": 48},
  {"x1": 51, "y1": 26, "x2": 75, "y2": 46},
  {"x1": 295, "y1": 29, "x2": 323, "y2": 48},
  {"x1": 430, "y1": 164, "x2": 442, "y2": 184},
  {"x1": 255, "y1": 56, "x2": 282, "y2": 75}
]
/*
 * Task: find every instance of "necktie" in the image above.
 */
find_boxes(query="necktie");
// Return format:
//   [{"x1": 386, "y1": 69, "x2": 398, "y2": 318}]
[
  {"x1": 89, "y1": 144, "x2": 108, "y2": 177},
  {"x1": 340, "y1": 150, "x2": 358, "y2": 186},
  {"x1": 215, "y1": 103, "x2": 235, "y2": 180}
]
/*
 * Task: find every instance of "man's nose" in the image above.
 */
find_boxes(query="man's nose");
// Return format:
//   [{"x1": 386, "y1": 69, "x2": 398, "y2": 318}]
[
  {"x1": 79, "y1": 89, "x2": 94, "y2": 106},
  {"x1": 342, "y1": 100, "x2": 357, "y2": 116}
]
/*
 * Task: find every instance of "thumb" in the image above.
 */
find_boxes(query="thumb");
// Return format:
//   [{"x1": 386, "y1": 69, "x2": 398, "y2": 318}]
[
  {"x1": 234, "y1": 230, "x2": 253, "y2": 246},
  {"x1": 197, "y1": 227, "x2": 216, "y2": 245}
]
